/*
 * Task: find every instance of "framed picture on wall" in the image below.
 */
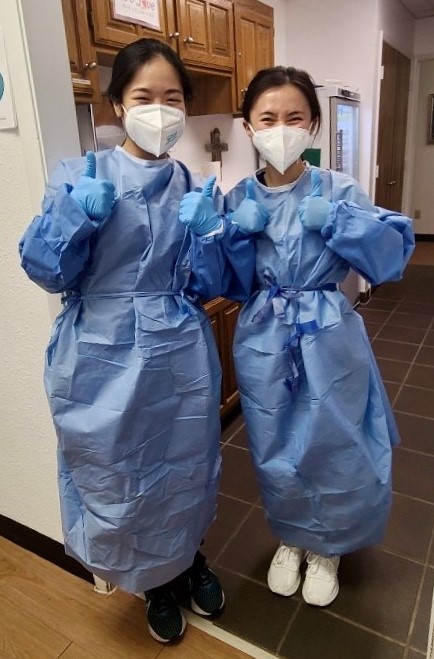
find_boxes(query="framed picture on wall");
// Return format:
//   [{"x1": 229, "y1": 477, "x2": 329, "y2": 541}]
[{"x1": 428, "y1": 94, "x2": 434, "y2": 144}]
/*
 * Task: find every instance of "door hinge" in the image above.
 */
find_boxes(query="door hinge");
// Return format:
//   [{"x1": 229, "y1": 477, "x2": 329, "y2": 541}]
[
  {"x1": 375, "y1": 165, "x2": 379, "y2": 178},
  {"x1": 380, "y1": 65, "x2": 384, "y2": 80}
]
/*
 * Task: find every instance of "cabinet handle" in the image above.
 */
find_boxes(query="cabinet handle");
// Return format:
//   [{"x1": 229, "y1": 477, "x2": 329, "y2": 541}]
[
  {"x1": 169, "y1": 32, "x2": 179, "y2": 39},
  {"x1": 84, "y1": 61, "x2": 97, "y2": 70},
  {"x1": 184, "y1": 36, "x2": 194, "y2": 43},
  {"x1": 387, "y1": 180, "x2": 397, "y2": 185}
]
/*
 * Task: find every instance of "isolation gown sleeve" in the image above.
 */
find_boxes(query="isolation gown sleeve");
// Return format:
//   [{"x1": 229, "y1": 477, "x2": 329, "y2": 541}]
[
  {"x1": 187, "y1": 216, "x2": 256, "y2": 302},
  {"x1": 19, "y1": 160, "x2": 104, "y2": 294},
  {"x1": 320, "y1": 176, "x2": 415, "y2": 285}
]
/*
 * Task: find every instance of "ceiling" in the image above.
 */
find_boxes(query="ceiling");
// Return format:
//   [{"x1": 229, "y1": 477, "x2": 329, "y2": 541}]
[{"x1": 399, "y1": 0, "x2": 434, "y2": 18}]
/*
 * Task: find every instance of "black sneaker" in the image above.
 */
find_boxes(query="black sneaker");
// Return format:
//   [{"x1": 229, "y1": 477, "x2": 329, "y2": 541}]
[
  {"x1": 145, "y1": 585, "x2": 186, "y2": 643},
  {"x1": 188, "y1": 551, "x2": 225, "y2": 616}
]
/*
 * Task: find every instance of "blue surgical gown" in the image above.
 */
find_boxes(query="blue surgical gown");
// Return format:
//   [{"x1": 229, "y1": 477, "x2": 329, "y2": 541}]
[
  {"x1": 194, "y1": 166, "x2": 414, "y2": 557},
  {"x1": 19, "y1": 146, "x2": 253, "y2": 592}
]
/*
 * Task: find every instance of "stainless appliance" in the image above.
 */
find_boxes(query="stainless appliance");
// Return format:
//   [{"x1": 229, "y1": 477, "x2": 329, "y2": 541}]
[{"x1": 316, "y1": 84, "x2": 361, "y2": 305}]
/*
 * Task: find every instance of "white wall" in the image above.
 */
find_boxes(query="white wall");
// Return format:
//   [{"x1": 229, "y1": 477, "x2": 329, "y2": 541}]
[
  {"x1": 411, "y1": 58, "x2": 434, "y2": 234},
  {"x1": 284, "y1": 0, "x2": 379, "y2": 195},
  {"x1": 378, "y1": 0, "x2": 415, "y2": 57},
  {"x1": 0, "y1": 0, "x2": 81, "y2": 542},
  {"x1": 405, "y1": 17, "x2": 434, "y2": 230},
  {"x1": 414, "y1": 16, "x2": 434, "y2": 58}
]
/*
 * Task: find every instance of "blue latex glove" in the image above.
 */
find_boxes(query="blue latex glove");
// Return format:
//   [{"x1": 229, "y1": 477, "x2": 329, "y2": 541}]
[
  {"x1": 70, "y1": 152, "x2": 116, "y2": 220},
  {"x1": 231, "y1": 180, "x2": 269, "y2": 234},
  {"x1": 179, "y1": 175, "x2": 221, "y2": 236},
  {"x1": 299, "y1": 169, "x2": 332, "y2": 231}
]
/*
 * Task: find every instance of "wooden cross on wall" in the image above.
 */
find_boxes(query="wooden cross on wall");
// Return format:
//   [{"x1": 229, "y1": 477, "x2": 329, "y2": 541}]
[{"x1": 205, "y1": 127, "x2": 228, "y2": 162}]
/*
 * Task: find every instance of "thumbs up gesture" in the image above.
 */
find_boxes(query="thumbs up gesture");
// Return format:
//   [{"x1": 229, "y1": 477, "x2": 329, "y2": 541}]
[
  {"x1": 70, "y1": 152, "x2": 116, "y2": 220},
  {"x1": 179, "y1": 175, "x2": 222, "y2": 236},
  {"x1": 231, "y1": 179, "x2": 269, "y2": 235},
  {"x1": 298, "y1": 169, "x2": 331, "y2": 231}
]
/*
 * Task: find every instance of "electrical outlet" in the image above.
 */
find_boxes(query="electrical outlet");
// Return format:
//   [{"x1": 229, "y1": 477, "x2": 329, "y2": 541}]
[{"x1": 414, "y1": 209, "x2": 421, "y2": 219}]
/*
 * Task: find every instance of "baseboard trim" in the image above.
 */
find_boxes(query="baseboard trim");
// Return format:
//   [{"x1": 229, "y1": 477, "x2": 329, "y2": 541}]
[
  {"x1": 0, "y1": 514, "x2": 93, "y2": 584},
  {"x1": 415, "y1": 234, "x2": 434, "y2": 242}
]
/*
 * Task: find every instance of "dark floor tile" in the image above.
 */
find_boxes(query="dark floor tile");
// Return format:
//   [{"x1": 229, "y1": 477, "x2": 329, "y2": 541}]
[
  {"x1": 202, "y1": 494, "x2": 251, "y2": 563},
  {"x1": 214, "y1": 568, "x2": 299, "y2": 654},
  {"x1": 374, "y1": 282, "x2": 408, "y2": 301},
  {"x1": 406, "y1": 364, "x2": 434, "y2": 390},
  {"x1": 394, "y1": 385, "x2": 434, "y2": 419},
  {"x1": 331, "y1": 547, "x2": 422, "y2": 642},
  {"x1": 392, "y1": 448, "x2": 434, "y2": 502},
  {"x1": 377, "y1": 358, "x2": 410, "y2": 383},
  {"x1": 410, "y1": 567, "x2": 434, "y2": 653},
  {"x1": 415, "y1": 345, "x2": 434, "y2": 366},
  {"x1": 279, "y1": 606, "x2": 404, "y2": 659},
  {"x1": 357, "y1": 308, "x2": 391, "y2": 324},
  {"x1": 407, "y1": 650, "x2": 425, "y2": 659},
  {"x1": 220, "y1": 444, "x2": 261, "y2": 504},
  {"x1": 384, "y1": 381, "x2": 400, "y2": 402},
  {"x1": 364, "y1": 321, "x2": 383, "y2": 340},
  {"x1": 227, "y1": 423, "x2": 249, "y2": 449},
  {"x1": 380, "y1": 493, "x2": 434, "y2": 562},
  {"x1": 217, "y1": 507, "x2": 278, "y2": 585},
  {"x1": 396, "y1": 301, "x2": 434, "y2": 317},
  {"x1": 221, "y1": 410, "x2": 244, "y2": 443},
  {"x1": 377, "y1": 325, "x2": 427, "y2": 344},
  {"x1": 423, "y1": 330, "x2": 434, "y2": 347},
  {"x1": 371, "y1": 339, "x2": 419, "y2": 362},
  {"x1": 395, "y1": 412, "x2": 434, "y2": 455},
  {"x1": 364, "y1": 297, "x2": 399, "y2": 312},
  {"x1": 387, "y1": 312, "x2": 433, "y2": 330}
]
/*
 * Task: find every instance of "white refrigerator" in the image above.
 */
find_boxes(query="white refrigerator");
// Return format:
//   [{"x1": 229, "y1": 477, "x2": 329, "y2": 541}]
[{"x1": 315, "y1": 85, "x2": 361, "y2": 305}]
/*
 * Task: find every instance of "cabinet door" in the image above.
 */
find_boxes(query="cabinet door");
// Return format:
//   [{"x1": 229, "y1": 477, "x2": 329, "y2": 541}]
[
  {"x1": 61, "y1": 0, "x2": 100, "y2": 103},
  {"x1": 233, "y1": 1, "x2": 274, "y2": 109},
  {"x1": 221, "y1": 301, "x2": 241, "y2": 410},
  {"x1": 89, "y1": 0, "x2": 176, "y2": 49},
  {"x1": 203, "y1": 297, "x2": 240, "y2": 417},
  {"x1": 176, "y1": 0, "x2": 234, "y2": 70}
]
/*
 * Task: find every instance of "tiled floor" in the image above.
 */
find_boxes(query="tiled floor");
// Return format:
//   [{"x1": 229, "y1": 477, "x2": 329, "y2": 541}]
[{"x1": 202, "y1": 244, "x2": 434, "y2": 659}]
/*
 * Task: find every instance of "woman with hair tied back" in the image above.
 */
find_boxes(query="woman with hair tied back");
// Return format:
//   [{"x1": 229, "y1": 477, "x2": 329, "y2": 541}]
[
  {"x1": 19, "y1": 38, "x2": 254, "y2": 643},
  {"x1": 179, "y1": 65, "x2": 415, "y2": 607}
]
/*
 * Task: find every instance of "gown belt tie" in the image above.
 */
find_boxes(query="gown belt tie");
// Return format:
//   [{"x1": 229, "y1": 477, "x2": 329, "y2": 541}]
[
  {"x1": 61, "y1": 289, "x2": 197, "y2": 315},
  {"x1": 252, "y1": 275, "x2": 337, "y2": 393}
]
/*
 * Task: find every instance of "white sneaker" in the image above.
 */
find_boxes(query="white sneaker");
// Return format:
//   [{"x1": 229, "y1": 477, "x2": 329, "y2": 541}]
[
  {"x1": 302, "y1": 552, "x2": 340, "y2": 606},
  {"x1": 267, "y1": 544, "x2": 305, "y2": 596}
]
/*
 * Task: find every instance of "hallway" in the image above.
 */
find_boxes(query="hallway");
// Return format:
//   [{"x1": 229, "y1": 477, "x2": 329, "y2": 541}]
[{"x1": 203, "y1": 244, "x2": 434, "y2": 658}]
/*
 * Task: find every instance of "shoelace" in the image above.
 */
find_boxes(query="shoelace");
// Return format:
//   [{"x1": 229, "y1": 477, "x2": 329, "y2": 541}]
[
  {"x1": 273, "y1": 545, "x2": 303, "y2": 567},
  {"x1": 147, "y1": 589, "x2": 175, "y2": 614},
  {"x1": 191, "y1": 561, "x2": 214, "y2": 587},
  {"x1": 306, "y1": 553, "x2": 339, "y2": 577}
]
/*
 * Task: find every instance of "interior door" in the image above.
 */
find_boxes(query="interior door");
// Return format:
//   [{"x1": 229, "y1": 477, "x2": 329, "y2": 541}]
[{"x1": 375, "y1": 42, "x2": 411, "y2": 212}]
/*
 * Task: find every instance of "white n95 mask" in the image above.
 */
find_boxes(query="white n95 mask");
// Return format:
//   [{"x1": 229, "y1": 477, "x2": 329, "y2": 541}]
[
  {"x1": 250, "y1": 124, "x2": 312, "y2": 174},
  {"x1": 124, "y1": 104, "x2": 185, "y2": 156}
]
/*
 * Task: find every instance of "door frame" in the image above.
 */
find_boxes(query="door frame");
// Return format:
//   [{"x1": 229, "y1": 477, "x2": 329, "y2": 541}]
[{"x1": 370, "y1": 32, "x2": 415, "y2": 214}]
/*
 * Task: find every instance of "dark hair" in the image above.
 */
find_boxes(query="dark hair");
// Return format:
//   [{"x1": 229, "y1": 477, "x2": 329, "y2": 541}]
[
  {"x1": 242, "y1": 66, "x2": 321, "y2": 133},
  {"x1": 107, "y1": 38, "x2": 193, "y2": 104}
]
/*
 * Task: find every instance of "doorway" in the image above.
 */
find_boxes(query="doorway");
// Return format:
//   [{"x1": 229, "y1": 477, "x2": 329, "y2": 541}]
[{"x1": 375, "y1": 41, "x2": 411, "y2": 212}]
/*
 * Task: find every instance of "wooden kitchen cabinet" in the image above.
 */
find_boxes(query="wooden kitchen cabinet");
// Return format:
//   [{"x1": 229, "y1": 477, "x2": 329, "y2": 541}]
[
  {"x1": 61, "y1": 0, "x2": 273, "y2": 114},
  {"x1": 233, "y1": 0, "x2": 274, "y2": 109},
  {"x1": 204, "y1": 297, "x2": 241, "y2": 417},
  {"x1": 88, "y1": 0, "x2": 177, "y2": 50},
  {"x1": 61, "y1": 0, "x2": 101, "y2": 103},
  {"x1": 88, "y1": 0, "x2": 234, "y2": 72},
  {"x1": 175, "y1": 0, "x2": 234, "y2": 70}
]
